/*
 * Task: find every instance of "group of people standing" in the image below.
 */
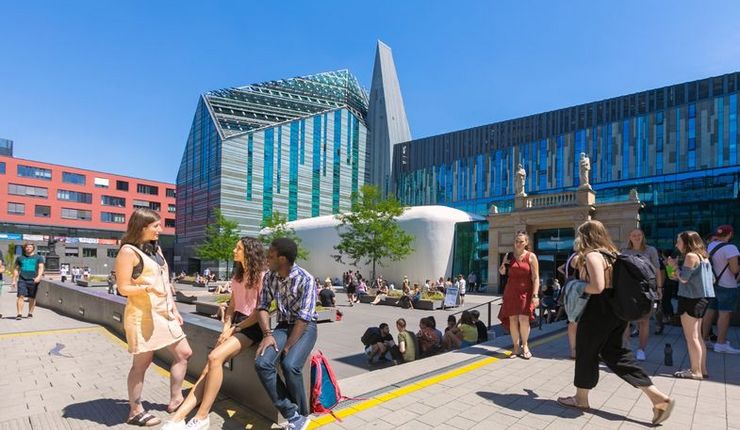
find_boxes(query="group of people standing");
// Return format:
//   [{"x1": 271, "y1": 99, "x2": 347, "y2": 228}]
[
  {"x1": 495, "y1": 220, "x2": 738, "y2": 426},
  {"x1": 115, "y1": 208, "x2": 316, "y2": 430}
]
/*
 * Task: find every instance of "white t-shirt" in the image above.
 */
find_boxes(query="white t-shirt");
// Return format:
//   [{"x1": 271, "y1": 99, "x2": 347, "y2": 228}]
[
  {"x1": 458, "y1": 279, "x2": 466, "y2": 295},
  {"x1": 708, "y1": 241, "x2": 740, "y2": 289}
]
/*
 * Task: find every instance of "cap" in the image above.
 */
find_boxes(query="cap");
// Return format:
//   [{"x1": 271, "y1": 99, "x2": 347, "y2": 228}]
[{"x1": 715, "y1": 225, "x2": 734, "y2": 237}]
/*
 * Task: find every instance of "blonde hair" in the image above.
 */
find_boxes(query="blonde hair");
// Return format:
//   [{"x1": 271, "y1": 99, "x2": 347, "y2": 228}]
[
  {"x1": 574, "y1": 220, "x2": 618, "y2": 270},
  {"x1": 678, "y1": 231, "x2": 708, "y2": 259},
  {"x1": 627, "y1": 228, "x2": 647, "y2": 252}
]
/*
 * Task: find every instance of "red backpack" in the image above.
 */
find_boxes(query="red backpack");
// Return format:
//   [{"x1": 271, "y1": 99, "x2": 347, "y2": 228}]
[{"x1": 310, "y1": 351, "x2": 347, "y2": 419}]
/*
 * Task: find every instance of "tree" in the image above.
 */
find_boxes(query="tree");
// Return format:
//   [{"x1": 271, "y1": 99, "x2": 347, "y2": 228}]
[
  {"x1": 259, "y1": 211, "x2": 309, "y2": 261},
  {"x1": 333, "y1": 184, "x2": 414, "y2": 281},
  {"x1": 196, "y1": 209, "x2": 240, "y2": 277}
]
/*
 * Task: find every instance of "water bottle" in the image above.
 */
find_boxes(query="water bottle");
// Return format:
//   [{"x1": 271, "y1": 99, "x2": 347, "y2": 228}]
[{"x1": 664, "y1": 343, "x2": 673, "y2": 366}]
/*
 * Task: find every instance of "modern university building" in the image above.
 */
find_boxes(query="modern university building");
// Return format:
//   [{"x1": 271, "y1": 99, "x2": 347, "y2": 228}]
[
  {"x1": 394, "y1": 72, "x2": 740, "y2": 288},
  {"x1": 175, "y1": 42, "x2": 410, "y2": 273}
]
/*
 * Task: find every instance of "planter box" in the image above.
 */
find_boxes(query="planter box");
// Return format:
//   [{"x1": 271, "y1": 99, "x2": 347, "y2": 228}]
[
  {"x1": 175, "y1": 291, "x2": 198, "y2": 304},
  {"x1": 195, "y1": 301, "x2": 220, "y2": 316},
  {"x1": 414, "y1": 300, "x2": 441, "y2": 310},
  {"x1": 76, "y1": 280, "x2": 108, "y2": 288}
]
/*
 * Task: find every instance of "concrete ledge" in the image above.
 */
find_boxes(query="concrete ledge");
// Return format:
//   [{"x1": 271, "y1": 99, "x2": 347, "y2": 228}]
[{"x1": 35, "y1": 280, "x2": 308, "y2": 424}]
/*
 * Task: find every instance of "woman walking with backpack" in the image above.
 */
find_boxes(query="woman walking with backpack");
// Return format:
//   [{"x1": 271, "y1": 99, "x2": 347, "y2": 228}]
[
  {"x1": 557, "y1": 221, "x2": 674, "y2": 426},
  {"x1": 666, "y1": 231, "x2": 715, "y2": 380},
  {"x1": 621, "y1": 229, "x2": 662, "y2": 361}
]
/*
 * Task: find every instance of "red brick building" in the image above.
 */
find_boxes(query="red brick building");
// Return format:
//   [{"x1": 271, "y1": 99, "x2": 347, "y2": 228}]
[{"x1": 0, "y1": 153, "x2": 176, "y2": 274}]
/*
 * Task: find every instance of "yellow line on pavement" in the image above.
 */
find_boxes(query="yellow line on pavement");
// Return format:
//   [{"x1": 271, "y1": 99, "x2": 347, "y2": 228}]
[
  {"x1": 308, "y1": 329, "x2": 567, "y2": 429},
  {"x1": 0, "y1": 326, "x2": 100, "y2": 340}
]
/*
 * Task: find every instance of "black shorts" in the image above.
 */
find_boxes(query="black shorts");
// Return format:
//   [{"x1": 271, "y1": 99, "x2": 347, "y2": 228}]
[
  {"x1": 233, "y1": 311, "x2": 263, "y2": 344},
  {"x1": 677, "y1": 297, "x2": 709, "y2": 319},
  {"x1": 17, "y1": 279, "x2": 39, "y2": 299},
  {"x1": 346, "y1": 285, "x2": 356, "y2": 294}
]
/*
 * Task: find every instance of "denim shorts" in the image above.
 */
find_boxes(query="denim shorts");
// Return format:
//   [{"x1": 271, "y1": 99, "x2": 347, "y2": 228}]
[
  {"x1": 17, "y1": 279, "x2": 39, "y2": 299},
  {"x1": 708, "y1": 286, "x2": 739, "y2": 312}
]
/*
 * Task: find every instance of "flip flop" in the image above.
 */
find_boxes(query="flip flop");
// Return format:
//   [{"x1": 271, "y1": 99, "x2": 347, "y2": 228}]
[
  {"x1": 557, "y1": 396, "x2": 589, "y2": 411},
  {"x1": 126, "y1": 411, "x2": 161, "y2": 427},
  {"x1": 652, "y1": 398, "x2": 675, "y2": 426}
]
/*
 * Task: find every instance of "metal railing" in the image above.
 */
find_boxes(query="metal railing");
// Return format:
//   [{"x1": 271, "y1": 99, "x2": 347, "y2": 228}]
[{"x1": 450, "y1": 297, "x2": 502, "y2": 329}]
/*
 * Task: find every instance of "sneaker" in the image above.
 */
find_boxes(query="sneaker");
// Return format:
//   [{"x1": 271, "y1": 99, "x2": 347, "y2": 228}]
[
  {"x1": 284, "y1": 414, "x2": 310, "y2": 430},
  {"x1": 27, "y1": 313, "x2": 33, "y2": 318},
  {"x1": 714, "y1": 342, "x2": 740, "y2": 354},
  {"x1": 635, "y1": 349, "x2": 646, "y2": 361},
  {"x1": 185, "y1": 417, "x2": 210, "y2": 430},
  {"x1": 161, "y1": 420, "x2": 186, "y2": 430},
  {"x1": 16, "y1": 314, "x2": 22, "y2": 320}
]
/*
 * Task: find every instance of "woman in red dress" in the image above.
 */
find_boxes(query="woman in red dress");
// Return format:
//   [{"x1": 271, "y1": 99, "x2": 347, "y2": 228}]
[{"x1": 498, "y1": 231, "x2": 540, "y2": 359}]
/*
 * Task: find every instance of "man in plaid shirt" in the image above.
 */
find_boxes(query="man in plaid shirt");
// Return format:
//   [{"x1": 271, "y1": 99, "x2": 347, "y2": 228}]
[{"x1": 255, "y1": 238, "x2": 317, "y2": 430}]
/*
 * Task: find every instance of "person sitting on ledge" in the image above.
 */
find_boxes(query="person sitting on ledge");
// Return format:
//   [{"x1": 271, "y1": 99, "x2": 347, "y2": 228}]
[{"x1": 371, "y1": 281, "x2": 389, "y2": 305}]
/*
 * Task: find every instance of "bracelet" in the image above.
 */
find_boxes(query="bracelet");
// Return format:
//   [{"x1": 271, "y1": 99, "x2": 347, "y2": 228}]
[{"x1": 263, "y1": 330, "x2": 273, "y2": 337}]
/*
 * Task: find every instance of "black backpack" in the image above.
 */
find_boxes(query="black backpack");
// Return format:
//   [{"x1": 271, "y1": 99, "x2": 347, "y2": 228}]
[
  {"x1": 361, "y1": 327, "x2": 381, "y2": 347},
  {"x1": 601, "y1": 251, "x2": 658, "y2": 321}
]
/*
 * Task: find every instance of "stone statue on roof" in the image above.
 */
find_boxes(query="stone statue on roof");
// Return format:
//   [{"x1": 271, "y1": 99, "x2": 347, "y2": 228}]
[
  {"x1": 515, "y1": 163, "x2": 527, "y2": 197},
  {"x1": 578, "y1": 153, "x2": 592, "y2": 190}
]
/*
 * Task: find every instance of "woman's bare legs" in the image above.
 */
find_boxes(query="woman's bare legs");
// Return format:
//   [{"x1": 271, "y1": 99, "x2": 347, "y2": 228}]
[
  {"x1": 518, "y1": 315, "x2": 532, "y2": 355},
  {"x1": 509, "y1": 316, "x2": 520, "y2": 355},
  {"x1": 128, "y1": 351, "x2": 154, "y2": 418},
  {"x1": 166, "y1": 338, "x2": 193, "y2": 412}
]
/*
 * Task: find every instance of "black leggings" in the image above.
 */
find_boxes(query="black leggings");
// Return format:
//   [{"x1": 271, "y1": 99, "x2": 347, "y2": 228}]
[{"x1": 575, "y1": 293, "x2": 653, "y2": 389}]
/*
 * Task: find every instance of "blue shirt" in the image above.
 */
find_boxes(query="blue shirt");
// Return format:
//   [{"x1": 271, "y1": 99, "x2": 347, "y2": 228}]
[
  {"x1": 678, "y1": 259, "x2": 715, "y2": 299},
  {"x1": 258, "y1": 264, "x2": 317, "y2": 323}
]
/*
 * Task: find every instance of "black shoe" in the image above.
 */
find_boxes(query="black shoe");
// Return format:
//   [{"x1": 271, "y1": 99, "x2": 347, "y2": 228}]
[
  {"x1": 27, "y1": 313, "x2": 33, "y2": 318},
  {"x1": 16, "y1": 314, "x2": 22, "y2": 320},
  {"x1": 654, "y1": 325, "x2": 664, "y2": 335},
  {"x1": 710, "y1": 334, "x2": 718, "y2": 342}
]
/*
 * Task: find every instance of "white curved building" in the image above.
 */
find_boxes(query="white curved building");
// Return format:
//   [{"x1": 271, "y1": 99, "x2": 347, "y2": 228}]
[{"x1": 267, "y1": 205, "x2": 483, "y2": 285}]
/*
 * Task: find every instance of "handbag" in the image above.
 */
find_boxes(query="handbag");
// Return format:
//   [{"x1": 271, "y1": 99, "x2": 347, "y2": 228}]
[{"x1": 563, "y1": 279, "x2": 590, "y2": 323}]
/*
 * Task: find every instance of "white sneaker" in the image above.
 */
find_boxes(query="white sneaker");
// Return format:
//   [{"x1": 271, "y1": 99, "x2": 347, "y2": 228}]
[
  {"x1": 635, "y1": 349, "x2": 646, "y2": 361},
  {"x1": 714, "y1": 342, "x2": 740, "y2": 354},
  {"x1": 160, "y1": 420, "x2": 186, "y2": 430},
  {"x1": 185, "y1": 417, "x2": 210, "y2": 430}
]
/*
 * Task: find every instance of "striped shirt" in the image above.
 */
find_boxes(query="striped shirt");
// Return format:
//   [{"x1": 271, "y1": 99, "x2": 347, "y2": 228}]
[{"x1": 258, "y1": 264, "x2": 317, "y2": 324}]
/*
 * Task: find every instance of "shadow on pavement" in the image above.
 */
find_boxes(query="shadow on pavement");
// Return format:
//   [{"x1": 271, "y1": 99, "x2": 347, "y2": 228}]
[
  {"x1": 333, "y1": 352, "x2": 396, "y2": 371},
  {"x1": 476, "y1": 389, "x2": 652, "y2": 427},
  {"x1": 62, "y1": 399, "x2": 163, "y2": 426}
]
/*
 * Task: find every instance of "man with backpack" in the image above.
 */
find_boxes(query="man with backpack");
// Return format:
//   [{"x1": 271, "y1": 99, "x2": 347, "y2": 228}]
[
  {"x1": 702, "y1": 225, "x2": 740, "y2": 354},
  {"x1": 361, "y1": 323, "x2": 394, "y2": 364}
]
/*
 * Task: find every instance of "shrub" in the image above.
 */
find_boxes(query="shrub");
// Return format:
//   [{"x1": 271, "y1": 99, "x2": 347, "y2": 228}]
[
  {"x1": 387, "y1": 290, "x2": 403, "y2": 298},
  {"x1": 87, "y1": 275, "x2": 108, "y2": 283},
  {"x1": 215, "y1": 294, "x2": 231, "y2": 304},
  {"x1": 422, "y1": 291, "x2": 444, "y2": 301}
]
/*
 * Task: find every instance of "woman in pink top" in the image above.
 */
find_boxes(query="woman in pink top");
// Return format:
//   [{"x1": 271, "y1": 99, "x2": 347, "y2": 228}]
[{"x1": 163, "y1": 237, "x2": 265, "y2": 430}]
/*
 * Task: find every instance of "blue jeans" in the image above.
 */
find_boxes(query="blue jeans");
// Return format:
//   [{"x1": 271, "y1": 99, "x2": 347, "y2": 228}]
[{"x1": 254, "y1": 321, "x2": 317, "y2": 418}]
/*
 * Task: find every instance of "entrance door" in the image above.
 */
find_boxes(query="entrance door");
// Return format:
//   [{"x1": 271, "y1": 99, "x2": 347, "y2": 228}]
[{"x1": 533, "y1": 228, "x2": 575, "y2": 285}]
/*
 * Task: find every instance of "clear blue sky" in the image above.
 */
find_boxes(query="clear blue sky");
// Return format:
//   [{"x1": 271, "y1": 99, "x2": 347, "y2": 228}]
[{"x1": 2, "y1": 1, "x2": 739, "y2": 183}]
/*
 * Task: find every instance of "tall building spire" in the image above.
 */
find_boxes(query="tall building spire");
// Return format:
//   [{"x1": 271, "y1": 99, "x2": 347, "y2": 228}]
[{"x1": 367, "y1": 40, "x2": 411, "y2": 195}]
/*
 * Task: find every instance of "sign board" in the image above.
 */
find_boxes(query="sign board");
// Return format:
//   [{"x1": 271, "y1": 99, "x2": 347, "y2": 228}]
[{"x1": 443, "y1": 285, "x2": 459, "y2": 308}]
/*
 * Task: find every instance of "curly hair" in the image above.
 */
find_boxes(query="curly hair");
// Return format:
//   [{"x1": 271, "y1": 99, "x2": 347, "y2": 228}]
[{"x1": 233, "y1": 237, "x2": 266, "y2": 288}]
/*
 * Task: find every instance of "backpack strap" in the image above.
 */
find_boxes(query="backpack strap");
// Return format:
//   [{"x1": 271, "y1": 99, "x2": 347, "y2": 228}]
[{"x1": 709, "y1": 243, "x2": 732, "y2": 284}]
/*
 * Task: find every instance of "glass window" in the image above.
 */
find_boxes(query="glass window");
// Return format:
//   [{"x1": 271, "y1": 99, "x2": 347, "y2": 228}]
[
  {"x1": 101, "y1": 212, "x2": 126, "y2": 224},
  {"x1": 62, "y1": 172, "x2": 86, "y2": 185},
  {"x1": 65, "y1": 247, "x2": 79, "y2": 257},
  {"x1": 101, "y1": 195, "x2": 126, "y2": 207},
  {"x1": 165, "y1": 218, "x2": 175, "y2": 228},
  {"x1": 116, "y1": 180, "x2": 129, "y2": 191},
  {"x1": 7, "y1": 202, "x2": 24, "y2": 215},
  {"x1": 82, "y1": 248, "x2": 97, "y2": 258},
  {"x1": 168, "y1": 204, "x2": 176, "y2": 213},
  {"x1": 137, "y1": 184, "x2": 159, "y2": 195},
  {"x1": 61, "y1": 208, "x2": 92, "y2": 221},
  {"x1": 107, "y1": 248, "x2": 118, "y2": 258},
  {"x1": 17, "y1": 165, "x2": 52, "y2": 180},
  {"x1": 8, "y1": 183, "x2": 48, "y2": 198},
  {"x1": 166, "y1": 188, "x2": 176, "y2": 198},
  {"x1": 34, "y1": 205, "x2": 51, "y2": 218},
  {"x1": 0, "y1": 161, "x2": 5, "y2": 174},
  {"x1": 57, "y1": 189, "x2": 93, "y2": 204},
  {"x1": 132, "y1": 200, "x2": 160, "y2": 211}
]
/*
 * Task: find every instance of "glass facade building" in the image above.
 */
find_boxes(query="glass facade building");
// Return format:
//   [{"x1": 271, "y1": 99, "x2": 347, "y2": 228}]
[
  {"x1": 394, "y1": 72, "x2": 740, "y2": 274},
  {"x1": 175, "y1": 70, "x2": 369, "y2": 272}
]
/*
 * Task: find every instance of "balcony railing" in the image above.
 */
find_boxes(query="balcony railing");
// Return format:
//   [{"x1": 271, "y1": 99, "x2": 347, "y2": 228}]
[{"x1": 525, "y1": 192, "x2": 577, "y2": 208}]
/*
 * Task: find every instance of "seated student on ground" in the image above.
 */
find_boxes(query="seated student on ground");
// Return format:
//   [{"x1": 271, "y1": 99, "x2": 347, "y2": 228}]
[
  {"x1": 417, "y1": 317, "x2": 441, "y2": 358},
  {"x1": 541, "y1": 278, "x2": 561, "y2": 323},
  {"x1": 390, "y1": 318, "x2": 417, "y2": 364},
  {"x1": 442, "y1": 311, "x2": 478, "y2": 350},
  {"x1": 445, "y1": 315, "x2": 457, "y2": 333},
  {"x1": 319, "y1": 279, "x2": 336, "y2": 307},
  {"x1": 471, "y1": 310, "x2": 489, "y2": 343},
  {"x1": 361, "y1": 323, "x2": 394, "y2": 364}
]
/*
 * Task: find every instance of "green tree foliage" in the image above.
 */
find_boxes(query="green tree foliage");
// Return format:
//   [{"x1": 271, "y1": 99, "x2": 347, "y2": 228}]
[
  {"x1": 259, "y1": 211, "x2": 309, "y2": 261},
  {"x1": 196, "y1": 209, "x2": 241, "y2": 276},
  {"x1": 333, "y1": 184, "x2": 414, "y2": 280}
]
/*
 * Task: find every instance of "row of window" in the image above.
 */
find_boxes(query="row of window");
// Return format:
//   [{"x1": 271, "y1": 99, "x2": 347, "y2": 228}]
[
  {"x1": 6, "y1": 183, "x2": 174, "y2": 211},
  {"x1": 5, "y1": 202, "x2": 175, "y2": 227},
  {"x1": 0, "y1": 164, "x2": 175, "y2": 197},
  {"x1": 64, "y1": 247, "x2": 117, "y2": 258}
]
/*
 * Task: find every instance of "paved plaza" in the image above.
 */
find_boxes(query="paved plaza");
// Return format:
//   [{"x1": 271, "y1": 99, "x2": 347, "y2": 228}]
[{"x1": 1, "y1": 286, "x2": 739, "y2": 429}]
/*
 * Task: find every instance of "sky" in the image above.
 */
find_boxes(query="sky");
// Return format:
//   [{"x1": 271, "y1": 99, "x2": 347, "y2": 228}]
[{"x1": 1, "y1": 1, "x2": 740, "y2": 183}]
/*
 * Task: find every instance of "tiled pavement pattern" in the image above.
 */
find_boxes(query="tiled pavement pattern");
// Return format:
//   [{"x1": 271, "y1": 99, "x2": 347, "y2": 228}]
[{"x1": 314, "y1": 324, "x2": 740, "y2": 430}]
